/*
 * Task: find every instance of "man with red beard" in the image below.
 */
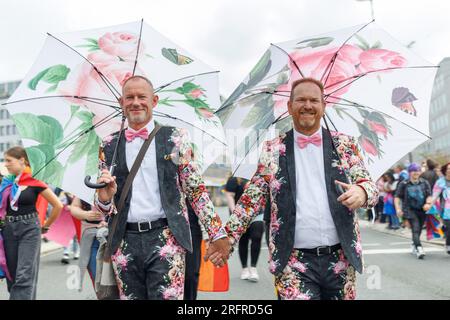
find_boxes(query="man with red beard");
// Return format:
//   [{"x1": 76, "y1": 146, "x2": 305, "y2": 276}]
[
  {"x1": 95, "y1": 76, "x2": 230, "y2": 300},
  {"x1": 208, "y1": 78, "x2": 378, "y2": 300}
]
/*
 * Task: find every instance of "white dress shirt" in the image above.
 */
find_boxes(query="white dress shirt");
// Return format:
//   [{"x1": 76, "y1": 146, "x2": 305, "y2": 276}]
[
  {"x1": 293, "y1": 127, "x2": 340, "y2": 249},
  {"x1": 125, "y1": 120, "x2": 166, "y2": 223}
]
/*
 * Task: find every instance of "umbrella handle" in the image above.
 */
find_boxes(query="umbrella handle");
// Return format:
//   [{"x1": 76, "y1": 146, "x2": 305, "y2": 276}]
[{"x1": 84, "y1": 176, "x2": 107, "y2": 189}]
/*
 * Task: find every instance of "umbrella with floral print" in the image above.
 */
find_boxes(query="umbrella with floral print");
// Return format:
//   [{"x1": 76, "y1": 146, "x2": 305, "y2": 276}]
[
  {"x1": 216, "y1": 21, "x2": 438, "y2": 181},
  {"x1": 3, "y1": 20, "x2": 226, "y2": 202}
]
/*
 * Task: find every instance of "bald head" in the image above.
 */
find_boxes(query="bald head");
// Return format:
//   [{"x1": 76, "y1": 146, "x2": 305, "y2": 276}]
[{"x1": 122, "y1": 76, "x2": 154, "y2": 94}]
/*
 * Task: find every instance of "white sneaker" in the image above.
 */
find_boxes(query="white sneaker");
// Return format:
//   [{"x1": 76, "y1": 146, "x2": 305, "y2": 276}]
[
  {"x1": 411, "y1": 244, "x2": 417, "y2": 255},
  {"x1": 240, "y1": 268, "x2": 250, "y2": 280},
  {"x1": 416, "y1": 246, "x2": 425, "y2": 259},
  {"x1": 73, "y1": 251, "x2": 80, "y2": 260},
  {"x1": 248, "y1": 267, "x2": 259, "y2": 282}
]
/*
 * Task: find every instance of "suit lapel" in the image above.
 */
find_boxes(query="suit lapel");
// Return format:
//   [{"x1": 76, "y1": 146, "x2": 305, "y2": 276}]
[
  {"x1": 322, "y1": 127, "x2": 334, "y2": 193},
  {"x1": 155, "y1": 127, "x2": 167, "y2": 192},
  {"x1": 117, "y1": 129, "x2": 129, "y2": 174},
  {"x1": 284, "y1": 129, "x2": 296, "y2": 208}
]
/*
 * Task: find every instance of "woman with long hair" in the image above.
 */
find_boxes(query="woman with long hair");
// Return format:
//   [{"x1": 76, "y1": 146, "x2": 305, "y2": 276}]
[{"x1": 0, "y1": 146, "x2": 63, "y2": 299}]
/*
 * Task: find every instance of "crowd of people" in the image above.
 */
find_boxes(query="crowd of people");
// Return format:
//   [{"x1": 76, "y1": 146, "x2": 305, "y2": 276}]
[{"x1": 370, "y1": 159, "x2": 450, "y2": 259}]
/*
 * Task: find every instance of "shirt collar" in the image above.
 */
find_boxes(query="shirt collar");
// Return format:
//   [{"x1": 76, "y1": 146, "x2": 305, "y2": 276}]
[
  {"x1": 293, "y1": 126, "x2": 322, "y2": 140},
  {"x1": 128, "y1": 119, "x2": 155, "y2": 133}
]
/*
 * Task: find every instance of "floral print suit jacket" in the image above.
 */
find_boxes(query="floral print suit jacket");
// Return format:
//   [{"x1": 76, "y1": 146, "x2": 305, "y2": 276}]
[
  {"x1": 97, "y1": 125, "x2": 225, "y2": 255},
  {"x1": 225, "y1": 128, "x2": 378, "y2": 275}
]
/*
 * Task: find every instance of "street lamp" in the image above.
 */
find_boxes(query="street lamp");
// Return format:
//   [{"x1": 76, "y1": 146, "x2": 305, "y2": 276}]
[{"x1": 356, "y1": 0, "x2": 375, "y2": 21}]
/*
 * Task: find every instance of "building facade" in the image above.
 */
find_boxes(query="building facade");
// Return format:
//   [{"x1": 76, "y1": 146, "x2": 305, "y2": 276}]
[{"x1": 0, "y1": 80, "x2": 22, "y2": 161}]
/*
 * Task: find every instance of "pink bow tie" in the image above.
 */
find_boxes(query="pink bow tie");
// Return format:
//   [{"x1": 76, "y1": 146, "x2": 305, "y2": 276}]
[
  {"x1": 125, "y1": 127, "x2": 149, "y2": 142},
  {"x1": 296, "y1": 133, "x2": 322, "y2": 149}
]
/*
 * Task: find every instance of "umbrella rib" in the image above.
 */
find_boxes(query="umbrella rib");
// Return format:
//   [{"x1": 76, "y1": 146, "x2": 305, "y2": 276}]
[
  {"x1": 47, "y1": 33, "x2": 121, "y2": 100},
  {"x1": 152, "y1": 110, "x2": 227, "y2": 146},
  {"x1": 154, "y1": 71, "x2": 220, "y2": 92},
  {"x1": 33, "y1": 110, "x2": 122, "y2": 178},
  {"x1": 2, "y1": 95, "x2": 119, "y2": 111},
  {"x1": 56, "y1": 110, "x2": 122, "y2": 150},
  {"x1": 321, "y1": 20, "x2": 375, "y2": 86},
  {"x1": 329, "y1": 96, "x2": 431, "y2": 139},
  {"x1": 215, "y1": 91, "x2": 272, "y2": 114},
  {"x1": 324, "y1": 65, "x2": 438, "y2": 96},
  {"x1": 270, "y1": 43, "x2": 305, "y2": 78},
  {"x1": 132, "y1": 19, "x2": 144, "y2": 76}
]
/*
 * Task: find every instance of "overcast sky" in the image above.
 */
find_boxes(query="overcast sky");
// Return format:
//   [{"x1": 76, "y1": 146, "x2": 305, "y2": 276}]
[{"x1": 1, "y1": 0, "x2": 450, "y2": 95}]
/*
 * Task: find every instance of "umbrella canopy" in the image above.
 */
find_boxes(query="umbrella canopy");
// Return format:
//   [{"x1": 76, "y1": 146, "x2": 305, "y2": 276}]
[
  {"x1": 217, "y1": 21, "x2": 438, "y2": 180},
  {"x1": 4, "y1": 20, "x2": 226, "y2": 202}
]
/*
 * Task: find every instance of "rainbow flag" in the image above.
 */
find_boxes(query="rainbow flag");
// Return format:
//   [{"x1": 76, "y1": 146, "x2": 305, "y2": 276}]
[
  {"x1": 197, "y1": 240, "x2": 229, "y2": 292},
  {"x1": 426, "y1": 214, "x2": 444, "y2": 240}
]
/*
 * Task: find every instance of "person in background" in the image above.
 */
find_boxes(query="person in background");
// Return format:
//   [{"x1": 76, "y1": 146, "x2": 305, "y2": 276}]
[
  {"x1": 57, "y1": 190, "x2": 79, "y2": 264},
  {"x1": 424, "y1": 162, "x2": 450, "y2": 255},
  {"x1": 395, "y1": 163, "x2": 432, "y2": 259},
  {"x1": 383, "y1": 171, "x2": 400, "y2": 230},
  {"x1": 69, "y1": 196, "x2": 106, "y2": 291},
  {"x1": 0, "y1": 146, "x2": 63, "y2": 299},
  {"x1": 225, "y1": 176, "x2": 264, "y2": 282},
  {"x1": 375, "y1": 176, "x2": 386, "y2": 223},
  {"x1": 420, "y1": 159, "x2": 439, "y2": 190}
]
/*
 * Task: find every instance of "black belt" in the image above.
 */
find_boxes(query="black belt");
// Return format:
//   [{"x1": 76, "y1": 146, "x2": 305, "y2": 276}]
[
  {"x1": 126, "y1": 218, "x2": 168, "y2": 233},
  {"x1": 5, "y1": 212, "x2": 38, "y2": 223},
  {"x1": 297, "y1": 244, "x2": 341, "y2": 256}
]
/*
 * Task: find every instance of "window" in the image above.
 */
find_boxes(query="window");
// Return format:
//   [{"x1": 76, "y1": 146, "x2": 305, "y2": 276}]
[{"x1": 6, "y1": 126, "x2": 10, "y2": 135}]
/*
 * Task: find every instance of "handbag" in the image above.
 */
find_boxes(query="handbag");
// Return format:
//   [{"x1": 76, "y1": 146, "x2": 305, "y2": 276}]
[{"x1": 95, "y1": 125, "x2": 161, "y2": 300}]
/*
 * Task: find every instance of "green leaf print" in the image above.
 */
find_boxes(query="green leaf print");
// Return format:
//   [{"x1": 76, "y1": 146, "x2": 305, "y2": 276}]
[
  {"x1": 12, "y1": 113, "x2": 63, "y2": 145},
  {"x1": 296, "y1": 37, "x2": 334, "y2": 49},
  {"x1": 248, "y1": 50, "x2": 272, "y2": 88},
  {"x1": 28, "y1": 65, "x2": 70, "y2": 91}
]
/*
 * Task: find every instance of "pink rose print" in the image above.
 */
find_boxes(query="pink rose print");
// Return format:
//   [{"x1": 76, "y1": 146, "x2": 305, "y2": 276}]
[
  {"x1": 189, "y1": 88, "x2": 204, "y2": 99},
  {"x1": 359, "y1": 49, "x2": 407, "y2": 73},
  {"x1": 359, "y1": 136, "x2": 378, "y2": 156},
  {"x1": 273, "y1": 82, "x2": 291, "y2": 119},
  {"x1": 58, "y1": 61, "x2": 134, "y2": 138},
  {"x1": 367, "y1": 120, "x2": 388, "y2": 138},
  {"x1": 289, "y1": 44, "x2": 363, "y2": 98},
  {"x1": 333, "y1": 260, "x2": 349, "y2": 274},
  {"x1": 354, "y1": 241, "x2": 362, "y2": 256},
  {"x1": 112, "y1": 248, "x2": 129, "y2": 271},
  {"x1": 291, "y1": 261, "x2": 307, "y2": 273},
  {"x1": 98, "y1": 32, "x2": 144, "y2": 60},
  {"x1": 197, "y1": 108, "x2": 214, "y2": 118}
]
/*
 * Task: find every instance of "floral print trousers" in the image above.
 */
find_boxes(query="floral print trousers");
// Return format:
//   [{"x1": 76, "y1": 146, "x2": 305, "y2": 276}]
[
  {"x1": 275, "y1": 248, "x2": 356, "y2": 300},
  {"x1": 111, "y1": 226, "x2": 186, "y2": 300}
]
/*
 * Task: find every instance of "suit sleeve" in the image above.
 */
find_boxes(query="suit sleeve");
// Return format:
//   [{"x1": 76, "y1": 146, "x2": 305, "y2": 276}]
[
  {"x1": 347, "y1": 136, "x2": 379, "y2": 209},
  {"x1": 225, "y1": 142, "x2": 271, "y2": 246},
  {"x1": 176, "y1": 129, "x2": 226, "y2": 241}
]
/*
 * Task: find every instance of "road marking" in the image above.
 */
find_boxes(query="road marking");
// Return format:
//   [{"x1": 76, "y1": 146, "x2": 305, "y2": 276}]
[
  {"x1": 389, "y1": 241, "x2": 412, "y2": 245},
  {"x1": 362, "y1": 243, "x2": 381, "y2": 247},
  {"x1": 364, "y1": 248, "x2": 443, "y2": 255}
]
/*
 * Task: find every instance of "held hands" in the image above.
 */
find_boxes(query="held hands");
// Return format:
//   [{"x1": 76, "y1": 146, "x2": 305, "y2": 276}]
[
  {"x1": 423, "y1": 203, "x2": 432, "y2": 212},
  {"x1": 336, "y1": 180, "x2": 367, "y2": 210},
  {"x1": 97, "y1": 168, "x2": 117, "y2": 202},
  {"x1": 203, "y1": 237, "x2": 231, "y2": 268},
  {"x1": 86, "y1": 211, "x2": 103, "y2": 221}
]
